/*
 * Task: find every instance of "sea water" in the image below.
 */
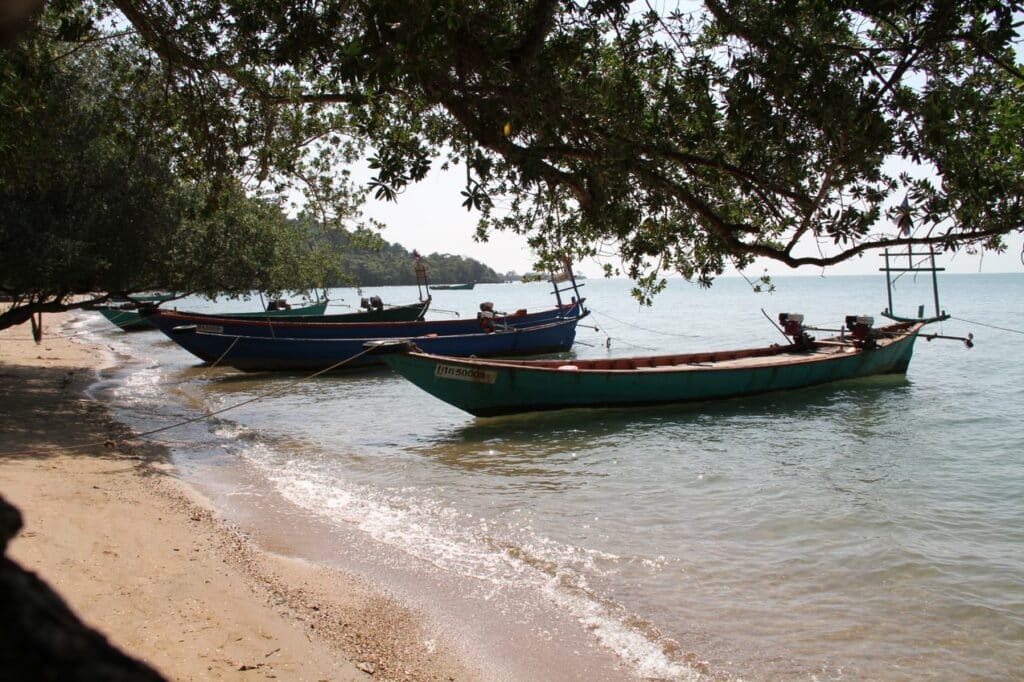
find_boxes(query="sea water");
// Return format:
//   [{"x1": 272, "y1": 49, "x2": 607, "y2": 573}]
[{"x1": 81, "y1": 273, "x2": 1024, "y2": 680}]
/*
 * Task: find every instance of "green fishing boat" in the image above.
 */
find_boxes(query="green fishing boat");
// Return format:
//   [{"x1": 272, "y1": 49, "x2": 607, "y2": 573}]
[
  {"x1": 95, "y1": 305, "x2": 162, "y2": 331},
  {"x1": 431, "y1": 283, "x2": 475, "y2": 290},
  {"x1": 96, "y1": 299, "x2": 331, "y2": 332},
  {"x1": 376, "y1": 318, "x2": 931, "y2": 417},
  {"x1": 109, "y1": 292, "x2": 177, "y2": 304}
]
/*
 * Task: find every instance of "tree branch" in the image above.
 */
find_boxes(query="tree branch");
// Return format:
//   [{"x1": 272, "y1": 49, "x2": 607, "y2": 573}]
[
  {"x1": 745, "y1": 223, "x2": 1016, "y2": 269},
  {"x1": 0, "y1": 295, "x2": 107, "y2": 332},
  {"x1": 953, "y1": 32, "x2": 1024, "y2": 81},
  {"x1": 434, "y1": 87, "x2": 596, "y2": 211},
  {"x1": 509, "y1": 0, "x2": 560, "y2": 72}
]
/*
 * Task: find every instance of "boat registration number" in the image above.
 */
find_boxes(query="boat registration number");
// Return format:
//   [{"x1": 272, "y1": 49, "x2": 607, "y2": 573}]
[
  {"x1": 434, "y1": 364, "x2": 497, "y2": 384},
  {"x1": 196, "y1": 324, "x2": 224, "y2": 334}
]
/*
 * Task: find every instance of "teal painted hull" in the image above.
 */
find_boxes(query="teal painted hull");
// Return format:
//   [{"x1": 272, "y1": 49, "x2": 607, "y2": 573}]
[
  {"x1": 96, "y1": 306, "x2": 155, "y2": 331},
  {"x1": 382, "y1": 323, "x2": 924, "y2": 416},
  {"x1": 110, "y1": 292, "x2": 176, "y2": 303},
  {"x1": 431, "y1": 283, "x2": 475, "y2": 290},
  {"x1": 97, "y1": 300, "x2": 330, "y2": 332}
]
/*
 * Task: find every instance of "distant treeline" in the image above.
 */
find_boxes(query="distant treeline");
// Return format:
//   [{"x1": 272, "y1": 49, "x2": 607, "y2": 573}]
[{"x1": 308, "y1": 223, "x2": 506, "y2": 286}]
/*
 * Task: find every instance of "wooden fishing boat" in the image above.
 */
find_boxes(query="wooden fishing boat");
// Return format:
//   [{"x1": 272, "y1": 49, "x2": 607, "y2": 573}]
[
  {"x1": 96, "y1": 299, "x2": 331, "y2": 332},
  {"x1": 431, "y1": 283, "x2": 475, "y2": 290},
  {"x1": 160, "y1": 316, "x2": 583, "y2": 371},
  {"x1": 166, "y1": 299, "x2": 429, "y2": 324},
  {"x1": 95, "y1": 305, "x2": 165, "y2": 331},
  {"x1": 373, "y1": 319, "x2": 928, "y2": 417},
  {"x1": 143, "y1": 299, "x2": 585, "y2": 340},
  {"x1": 110, "y1": 292, "x2": 177, "y2": 303},
  {"x1": 92, "y1": 292, "x2": 181, "y2": 329}
]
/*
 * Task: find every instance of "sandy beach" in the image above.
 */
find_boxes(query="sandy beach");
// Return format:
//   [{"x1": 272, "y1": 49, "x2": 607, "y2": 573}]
[{"x1": 0, "y1": 312, "x2": 477, "y2": 681}]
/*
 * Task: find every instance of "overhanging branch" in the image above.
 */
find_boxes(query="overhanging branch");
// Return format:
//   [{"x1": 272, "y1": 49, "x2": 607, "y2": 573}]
[{"x1": 743, "y1": 223, "x2": 1017, "y2": 269}]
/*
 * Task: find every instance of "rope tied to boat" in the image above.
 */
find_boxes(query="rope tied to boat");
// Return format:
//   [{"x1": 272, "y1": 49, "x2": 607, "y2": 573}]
[
  {"x1": 950, "y1": 316, "x2": 1024, "y2": 336},
  {"x1": 207, "y1": 335, "x2": 241, "y2": 369},
  {"x1": 0, "y1": 345, "x2": 378, "y2": 458},
  {"x1": 588, "y1": 308, "x2": 700, "y2": 339}
]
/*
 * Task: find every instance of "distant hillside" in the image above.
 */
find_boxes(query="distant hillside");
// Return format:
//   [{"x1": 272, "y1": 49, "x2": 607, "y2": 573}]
[{"x1": 310, "y1": 223, "x2": 503, "y2": 286}]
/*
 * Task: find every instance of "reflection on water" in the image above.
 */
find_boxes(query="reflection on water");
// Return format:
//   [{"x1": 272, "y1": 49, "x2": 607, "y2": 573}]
[
  {"x1": 199, "y1": 364, "x2": 397, "y2": 392},
  {"x1": 412, "y1": 375, "x2": 913, "y2": 479}
]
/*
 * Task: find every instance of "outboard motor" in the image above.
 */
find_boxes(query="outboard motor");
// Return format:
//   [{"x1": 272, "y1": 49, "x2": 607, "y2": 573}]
[
  {"x1": 477, "y1": 301, "x2": 497, "y2": 333},
  {"x1": 845, "y1": 315, "x2": 877, "y2": 349},
  {"x1": 779, "y1": 312, "x2": 814, "y2": 349}
]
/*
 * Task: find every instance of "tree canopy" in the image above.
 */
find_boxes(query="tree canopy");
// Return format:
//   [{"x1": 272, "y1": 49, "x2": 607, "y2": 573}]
[
  {"x1": 95, "y1": 0, "x2": 1023, "y2": 297},
  {"x1": 4, "y1": 1, "x2": 1022, "y2": 328},
  {"x1": 0, "y1": 3, "x2": 348, "y2": 329},
  {"x1": 310, "y1": 224, "x2": 503, "y2": 286}
]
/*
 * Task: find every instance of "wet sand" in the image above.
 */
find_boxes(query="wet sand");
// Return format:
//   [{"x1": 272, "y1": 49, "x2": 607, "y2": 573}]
[{"x1": 0, "y1": 312, "x2": 477, "y2": 681}]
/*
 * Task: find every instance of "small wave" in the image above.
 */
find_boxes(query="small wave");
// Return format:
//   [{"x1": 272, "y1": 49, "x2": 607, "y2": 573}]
[
  {"x1": 212, "y1": 422, "x2": 263, "y2": 442},
  {"x1": 78, "y1": 306, "x2": 703, "y2": 679},
  {"x1": 543, "y1": 580, "x2": 700, "y2": 681},
  {"x1": 245, "y1": 457, "x2": 701, "y2": 680}
]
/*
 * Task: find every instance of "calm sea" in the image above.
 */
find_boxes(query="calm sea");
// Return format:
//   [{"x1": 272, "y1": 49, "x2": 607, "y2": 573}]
[{"x1": 80, "y1": 273, "x2": 1024, "y2": 680}]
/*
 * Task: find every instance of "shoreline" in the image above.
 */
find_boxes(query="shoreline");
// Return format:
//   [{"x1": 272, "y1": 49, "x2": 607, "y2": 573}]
[{"x1": 0, "y1": 312, "x2": 477, "y2": 681}]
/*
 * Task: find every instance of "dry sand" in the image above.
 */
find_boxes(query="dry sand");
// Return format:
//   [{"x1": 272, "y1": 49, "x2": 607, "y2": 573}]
[{"x1": 0, "y1": 312, "x2": 478, "y2": 681}]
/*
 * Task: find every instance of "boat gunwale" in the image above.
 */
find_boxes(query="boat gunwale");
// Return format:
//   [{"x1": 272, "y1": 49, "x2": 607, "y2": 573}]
[
  {"x1": 178, "y1": 315, "x2": 585, "y2": 344},
  {"x1": 399, "y1": 321, "x2": 923, "y2": 374},
  {"x1": 154, "y1": 299, "x2": 424, "y2": 322},
  {"x1": 150, "y1": 300, "x2": 581, "y2": 330}
]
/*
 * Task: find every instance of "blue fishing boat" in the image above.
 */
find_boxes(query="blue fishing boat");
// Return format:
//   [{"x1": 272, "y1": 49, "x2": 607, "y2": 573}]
[
  {"x1": 161, "y1": 316, "x2": 583, "y2": 371},
  {"x1": 143, "y1": 299, "x2": 585, "y2": 340},
  {"x1": 374, "y1": 318, "x2": 930, "y2": 417},
  {"x1": 160, "y1": 298, "x2": 430, "y2": 324}
]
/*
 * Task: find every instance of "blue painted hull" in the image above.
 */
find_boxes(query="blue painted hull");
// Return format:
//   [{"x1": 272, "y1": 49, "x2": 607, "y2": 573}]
[
  {"x1": 164, "y1": 300, "x2": 426, "y2": 323},
  {"x1": 145, "y1": 300, "x2": 584, "y2": 340},
  {"x1": 165, "y1": 317, "x2": 582, "y2": 371}
]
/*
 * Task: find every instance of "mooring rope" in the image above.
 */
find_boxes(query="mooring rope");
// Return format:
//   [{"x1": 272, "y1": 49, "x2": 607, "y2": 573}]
[
  {"x1": 578, "y1": 307, "x2": 682, "y2": 351},
  {"x1": 589, "y1": 308, "x2": 699, "y2": 339},
  {"x1": 607, "y1": 337, "x2": 659, "y2": 351},
  {"x1": 577, "y1": 319, "x2": 657, "y2": 351},
  {"x1": 0, "y1": 345, "x2": 377, "y2": 458},
  {"x1": 950, "y1": 316, "x2": 1024, "y2": 336},
  {"x1": 207, "y1": 335, "x2": 241, "y2": 369}
]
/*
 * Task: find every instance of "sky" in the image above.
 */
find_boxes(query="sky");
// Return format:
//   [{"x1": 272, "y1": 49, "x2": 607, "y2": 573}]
[
  {"x1": 360, "y1": 163, "x2": 1024, "y2": 281},
  {"x1": 347, "y1": 3, "x2": 1024, "y2": 283}
]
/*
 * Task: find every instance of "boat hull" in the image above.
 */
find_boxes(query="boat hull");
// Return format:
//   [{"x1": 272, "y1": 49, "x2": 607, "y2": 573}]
[
  {"x1": 381, "y1": 323, "x2": 923, "y2": 416},
  {"x1": 145, "y1": 300, "x2": 584, "y2": 340},
  {"x1": 431, "y1": 283, "x2": 475, "y2": 290},
  {"x1": 167, "y1": 300, "x2": 426, "y2": 324},
  {"x1": 97, "y1": 299, "x2": 331, "y2": 332},
  {"x1": 165, "y1": 317, "x2": 581, "y2": 371},
  {"x1": 96, "y1": 307, "x2": 157, "y2": 331}
]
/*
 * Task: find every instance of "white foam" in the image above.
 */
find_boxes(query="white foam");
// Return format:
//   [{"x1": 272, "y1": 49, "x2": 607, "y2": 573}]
[
  {"x1": 96, "y1": 331, "x2": 700, "y2": 675},
  {"x1": 543, "y1": 579, "x2": 700, "y2": 681},
  {"x1": 90, "y1": 321, "x2": 703, "y2": 681},
  {"x1": 241, "y1": 455, "x2": 698, "y2": 679},
  {"x1": 213, "y1": 423, "x2": 253, "y2": 440}
]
